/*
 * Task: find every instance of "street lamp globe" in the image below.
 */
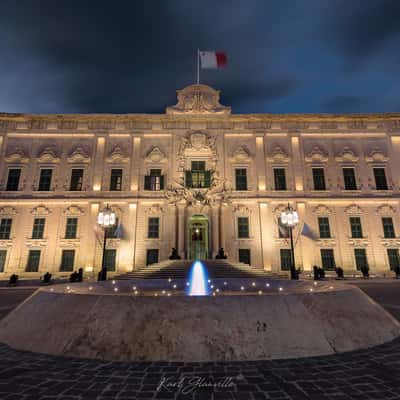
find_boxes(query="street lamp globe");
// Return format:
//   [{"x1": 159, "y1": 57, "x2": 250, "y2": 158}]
[{"x1": 280, "y1": 208, "x2": 299, "y2": 227}]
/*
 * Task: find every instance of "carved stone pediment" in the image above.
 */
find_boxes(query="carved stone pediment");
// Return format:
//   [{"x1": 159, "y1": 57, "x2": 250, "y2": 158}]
[
  {"x1": 0, "y1": 206, "x2": 18, "y2": 216},
  {"x1": 145, "y1": 147, "x2": 167, "y2": 163},
  {"x1": 272, "y1": 204, "x2": 289, "y2": 214},
  {"x1": 313, "y1": 205, "x2": 333, "y2": 215},
  {"x1": 5, "y1": 148, "x2": 29, "y2": 163},
  {"x1": 63, "y1": 205, "x2": 85, "y2": 215},
  {"x1": 335, "y1": 147, "x2": 358, "y2": 163},
  {"x1": 365, "y1": 148, "x2": 389, "y2": 163},
  {"x1": 376, "y1": 204, "x2": 396, "y2": 215},
  {"x1": 144, "y1": 204, "x2": 165, "y2": 215},
  {"x1": 233, "y1": 204, "x2": 251, "y2": 215},
  {"x1": 344, "y1": 204, "x2": 363, "y2": 214},
  {"x1": 106, "y1": 146, "x2": 129, "y2": 163},
  {"x1": 190, "y1": 132, "x2": 208, "y2": 150},
  {"x1": 30, "y1": 205, "x2": 51, "y2": 215},
  {"x1": 67, "y1": 147, "x2": 91, "y2": 163},
  {"x1": 166, "y1": 84, "x2": 231, "y2": 115},
  {"x1": 267, "y1": 146, "x2": 290, "y2": 163},
  {"x1": 305, "y1": 146, "x2": 328, "y2": 163},
  {"x1": 37, "y1": 147, "x2": 60, "y2": 163},
  {"x1": 230, "y1": 146, "x2": 251, "y2": 163}
]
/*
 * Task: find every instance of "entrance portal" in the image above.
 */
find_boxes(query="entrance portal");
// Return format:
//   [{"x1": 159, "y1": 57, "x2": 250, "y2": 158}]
[{"x1": 188, "y1": 215, "x2": 209, "y2": 260}]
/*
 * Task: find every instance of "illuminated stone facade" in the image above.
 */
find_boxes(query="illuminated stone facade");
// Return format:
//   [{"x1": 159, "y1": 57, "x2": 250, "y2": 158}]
[{"x1": 0, "y1": 84, "x2": 400, "y2": 277}]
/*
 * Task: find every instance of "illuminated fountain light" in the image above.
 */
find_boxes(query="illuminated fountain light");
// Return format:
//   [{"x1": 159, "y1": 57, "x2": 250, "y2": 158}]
[
  {"x1": 112, "y1": 280, "x2": 116, "y2": 284},
  {"x1": 223, "y1": 281, "x2": 227, "y2": 286},
  {"x1": 240, "y1": 286, "x2": 245, "y2": 291},
  {"x1": 266, "y1": 283, "x2": 270, "y2": 287},
  {"x1": 168, "y1": 278, "x2": 172, "y2": 282},
  {"x1": 258, "y1": 290, "x2": 262, "y2": 295},
  {"x1": 279, "y1": 287, "x2": 283, "y2": 291},
  {"x1": 173, "y1": 284, "x2": 177, "y2": 289},
  {"x1": 186, "y1": 260, "x2": 211, "y2": 296},
  {"x1": 88, "y1": 286, "x2": 93, "y2": 291},
  {"x1": 114, "y1": 287, "x2": 119, "y2": 292},
  {"x1": 132, "y1": 286, "x2": 137, "y2": 290},
  {"x1": 162, "y1": 290, "x2": 166, "y2": 294},
  {"x1": 252, "y1": 282, "x2": 256, "y2": 286}
]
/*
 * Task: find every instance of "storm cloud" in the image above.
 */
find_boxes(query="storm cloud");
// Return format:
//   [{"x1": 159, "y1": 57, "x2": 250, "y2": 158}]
[{"x1": 0, "y1": 0, "x2": 398, "y2": 114}]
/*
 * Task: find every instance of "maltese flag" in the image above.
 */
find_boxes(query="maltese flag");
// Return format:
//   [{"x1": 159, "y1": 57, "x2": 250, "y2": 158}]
[{"x1": 199, "y1": 51, "x2": 228, "y2": 69}]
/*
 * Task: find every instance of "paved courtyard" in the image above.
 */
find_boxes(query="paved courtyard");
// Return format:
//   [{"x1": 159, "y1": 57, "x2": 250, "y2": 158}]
[{"x1": 0, "y1": 281, "x2": 399, "y2": 399}]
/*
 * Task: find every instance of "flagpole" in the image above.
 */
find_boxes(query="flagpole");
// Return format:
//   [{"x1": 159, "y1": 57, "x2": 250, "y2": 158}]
[{"x1": 197, "y1": 49, "x2": 200, "y2": 84}]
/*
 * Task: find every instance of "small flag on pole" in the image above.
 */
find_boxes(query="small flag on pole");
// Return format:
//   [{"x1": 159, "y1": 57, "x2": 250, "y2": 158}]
[
  {"x1": 199, "y1": 51, "x2": 228, "y2": 69},
  {"x1": 301, "y1": 223, "x2": 318, "y2": 241}
]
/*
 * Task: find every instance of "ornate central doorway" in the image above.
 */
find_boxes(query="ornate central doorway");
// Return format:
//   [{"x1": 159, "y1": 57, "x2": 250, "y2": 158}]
[{"x1": 188, "y1": 214, "x2": 209, "y2": 260}]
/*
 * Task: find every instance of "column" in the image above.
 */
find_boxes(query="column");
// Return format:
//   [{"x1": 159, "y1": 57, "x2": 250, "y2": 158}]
[
  {"x1": 259, "y1": 202, "x2": 273, "y2": 271},
  {"x1": 130, "y1": 136, "x2": 141, "y2": 191},
  {"x1": 211, "y1": 206, "x2": 219, "y2": 257},
  {"x1": 291, "y1": 136, "x2": 303, "y2": 191},
  {"x1": 177, "y1": 202, "x2": 186, "y2": 259},
  {"x1": 255, "y1": 135, "x2": 266, "y2": 191},
  {"x1": 93, "y1": 137, "x2": 105, "y2": 191}
]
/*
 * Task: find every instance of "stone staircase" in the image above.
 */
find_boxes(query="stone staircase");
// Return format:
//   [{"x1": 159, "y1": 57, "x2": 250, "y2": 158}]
[{"x1": 114, "y1": 259, "x2": 275, "y2": 280}]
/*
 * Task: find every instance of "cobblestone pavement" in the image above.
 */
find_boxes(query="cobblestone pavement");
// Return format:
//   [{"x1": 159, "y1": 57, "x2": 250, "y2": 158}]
[
  {"x1": 0, "y1": 336, "x2": 400, "y2": 399},
  {"x1": 0, "y1": 281, "x2": 400, "y2": 399}
]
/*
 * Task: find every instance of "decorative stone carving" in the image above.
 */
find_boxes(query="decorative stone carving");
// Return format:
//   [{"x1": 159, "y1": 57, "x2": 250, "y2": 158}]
[
  {"x1": 335, "y1": 147, "x2": 358, "y2": 163},
  {"x1": 30, "y1": 205, "x2": 51, "y2": 215},
  {"x1": 0, "y1": 206, "x2": 18, "y2": 216},
  {"x1": 63, "y1": 205, "x2": 85, "y2": 215},
  {"x1": 145, "y1": 204, "x2": 165, "y2": 215},
  {"x1": 145, "y1": 147, "x2": 167, "y2": 163},
  {"x1": 305, "y1": 146, "x2": 329, "y2": 163},
  {"x1": 5, "y1": 148, "x2": 29, "y2": 163},
  {"x1": 272, "y1": 204, "x2": 289, "y2": 214},
  {"x1": 166, "y1": 84, "x2": 231, "y2": 115},
  {"x1": 319, "y1": 122, "x2": 338, "y2": 130},
  {"x1": 230, "y1": 146, "x2": 251, "y2": 163},
  {"x1": 88, "y1": 120, "x2": 116, "y2": 130},
  {"x1": 280, "y1": 122, "x2": 309, "y2": 131},
  {"x1": 233, "y1": 204, "x2": 251, "y2": 215},
  {"x1": 37, "y1": 147, "x2": 60, "y2": 163},
  {"x1": 376, "y1": 204, "x2": 397, "y2": 215},
  {"x1": 28, "y1": 120, "x2": 47, "y2": 130},
  {"x1": 124, "y1": 121, "x2": 152, "y2": 130},
  {"x1": 365, "y1": 148, "x2": 389, "y2": 163},
  {"x1": 57, "y1": 120, "x2": 78, "y2": 130},
  {"x1": 67, "y1": 147, "x2": 91, "y2": 163},
  {"x1": 106, "y1": 146, "x2": 129, "y2": 163},
  {"x1": 313, "y1": 205, "x2": 333, "y2": 215},
  {"x1": 267, "y1": 146, "x2": 290, "y2": 163},
  {"x1": 190, "y1": 132, "x2": 208, "y2": 150},
  {"x1": 344, "y1": 204, "x2": 363, "y2": 214},
  {"x1": 245, "y1": 121, "x2": 272, "y2": 129},
  {"x1": 347, "y1": 120, "x2": 366, "y2": 130}
]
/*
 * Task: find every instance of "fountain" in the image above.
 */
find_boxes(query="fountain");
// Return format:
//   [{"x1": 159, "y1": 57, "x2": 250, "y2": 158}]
[
  {"x1": 0, "y1": 265, "x2": 399, "y2": 362},
  {"x1": 186, "y1": 260, "x2": 210, "y2": 296}
]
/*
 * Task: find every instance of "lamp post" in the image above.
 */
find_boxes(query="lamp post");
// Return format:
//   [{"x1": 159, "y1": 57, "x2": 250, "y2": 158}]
[
  {"x1": 97, "y1": 204, "x2": 116, "y2": 281},
  {"x1": 280, "y1": 203, "x2": 299, "y2": 280}
]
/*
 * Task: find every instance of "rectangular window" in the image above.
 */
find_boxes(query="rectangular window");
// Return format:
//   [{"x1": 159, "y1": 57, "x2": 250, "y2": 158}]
[
  {"x1": 65, "y1": 218, "x2": 78, "y2": 239},
  {"x1": 373, "y1": 168, "x2": 388, "y2": 190},
  {"x1": 148, "y1": 217, "x2": 160, "y2": 238},
  {"x1": 32, "y1": 218, "x2": 45, "y2": 239},
  {"x1": 387, "y1": 249, "x2": 400, "y2": 271},
  {"x1": 235, "y1": 169, "x2": 248, "y2": 190},
  {"x1": 6, "y1": 169, "x2": 21, "y2": 191},
  {"x1": 69, "y1": 169, "x2": 84, "y2": 191},
  {"x1": 382, "y1": 217, "x2": 395, "y2": 239},
  {"x1": 38, "y1": 169, "x2": 52, "y2": 191},
  {"x1": 187, "y1": 161, "x2": 210, "y2": 188},
  {"x1": 60, "y1": 249, "x2": 75, "y2": 272},
  {"x1": 146, "y1": 249, "x2": 159, "y2": 266},
  {"x1": 26, "y1": 250, "x2": 41, "y2": 272},
  {"x1": 350, "y1": 217, "x2": 363, "y2": 238},
  {"x1": 312, "y1": 168, "x2": 326, "y2": 190},
  {"x1": 320, "y1": 249, "x2": 335, "y2": 270},
  {"x1": 237, "y1": 217, "x2": 249, "y2": 238},
  {"x1": 280, "y1": 249, "x2": 292, "y2": 271},
  {"x1": 144, "y1": 169, "x2": 164, "y2": 191},
  {"x1": 238, "y1": 249, "x2": 251, "y2": 265},
  {"x1": 318, "y1": 217, "x2": 331, "y2": 238},
  {"x1": 273, "y1": 168, "x2": 286, "y2": 190},
  {"x1": 104, "y1": 249, "x2": 116, "y2": 271},
  {"x1": 0, "y1": 250, "x2": 6, "y2": 272},
  {"x1": 354, "y1": 248, "x2": 368, "y2": 271},
  {"x1": 0, "y1": 218, "x2": 12, "y2": 240},
  {"x1": 343, "y1": 168, "x2": 357, "y2": 190},
  {"x1": 110, "y1": 169, "x2": 123, "y2": 191}
]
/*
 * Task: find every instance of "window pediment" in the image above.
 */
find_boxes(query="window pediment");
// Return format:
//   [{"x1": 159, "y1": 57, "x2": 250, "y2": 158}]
[
  {"x1": 63, "y1": 205, "x2": 85, "y2": 216},
  {"x1": 335, "y1": 147, "x2": 358, "y2": 163},
  {"x1": 145, "y1": 147, "x2": 167, "y2": 163},
  {"x1": 365, "y1": 148, "x2": 389, "y2": 163},
  {"x1": 30, "y1": 205, "x2": 51, "y2": 215},
  {"x1": 233, "y1": 204, "x2": 251, "y2": 215},
  {"x1": 344, "y1": 204, "x2": 363, "y2": 215},
  {"x1": 5, "y1": 148, "x2": 29, "y2": 163},
  {"x1": 37, "y1": 147, "x2": 60, "y2": 163},
  {"x1": 313, "y1": 205, "x2": 333, "y2": 215},
  {"x1": 267, "y1": 146, "x2": 290, "y2": 163},
  {"x1": 106, "y1": 146, "x2": 129, "y2": 163},
  {"x1": 305, "y1": 146, "x2": 328, "y2": 163},
  {"x1": 144, "y1": 204, "x2": 165, "y2": 215},
  {"x1": 0, "y1": 206, "x2": 18, "y2": 216},
  {"x1": 229, "y1": 146, "x2": 251, "y2": 163},
  {"x1": 67, "y1": 147, "x2": 91, "y2": 163},
  {"x1": 376, "y1": 204, "x2": 396, "y2": 216}
]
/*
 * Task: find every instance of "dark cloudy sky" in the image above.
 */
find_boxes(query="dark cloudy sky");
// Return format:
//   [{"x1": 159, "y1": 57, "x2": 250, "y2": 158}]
[{"x1": 1, "y1": 0, "x2": 399, "y2": 114}]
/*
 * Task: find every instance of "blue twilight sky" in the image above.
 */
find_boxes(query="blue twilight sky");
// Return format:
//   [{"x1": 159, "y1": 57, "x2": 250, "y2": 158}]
[{"x1": 0, "y1": 0, "x2": 399, "y2": 115}]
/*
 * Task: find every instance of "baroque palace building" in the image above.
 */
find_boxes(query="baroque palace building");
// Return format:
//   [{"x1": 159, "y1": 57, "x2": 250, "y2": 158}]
[{"x1": 0, "y1": 84, "x2": 400, "y2": 277}]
